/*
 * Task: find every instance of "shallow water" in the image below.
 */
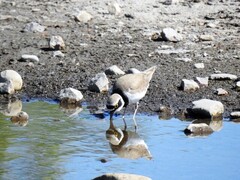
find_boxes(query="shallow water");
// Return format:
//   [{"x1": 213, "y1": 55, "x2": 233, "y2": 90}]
[{"x1": 0, "y1": 100, "x2": 240, "y2": 180}]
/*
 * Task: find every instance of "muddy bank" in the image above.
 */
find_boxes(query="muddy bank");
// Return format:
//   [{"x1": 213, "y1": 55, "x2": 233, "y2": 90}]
[{"x1": 0, "y1": 0, "x2": 239, "y2": 118}]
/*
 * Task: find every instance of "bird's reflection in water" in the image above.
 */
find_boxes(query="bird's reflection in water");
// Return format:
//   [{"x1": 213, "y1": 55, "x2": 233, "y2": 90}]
[{"x1": 106, "y1": 119, "x2": 152, "y2": 160}]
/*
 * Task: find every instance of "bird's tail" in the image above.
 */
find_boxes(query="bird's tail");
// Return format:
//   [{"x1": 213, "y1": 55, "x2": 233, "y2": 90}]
[{"x1": 143, "y1": 66, "x2": 157, "y2": 82}]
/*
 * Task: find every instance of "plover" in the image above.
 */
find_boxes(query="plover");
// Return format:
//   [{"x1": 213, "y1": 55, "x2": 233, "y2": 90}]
[{"x1": 106, "y1": 66, "x2": 156, "y2": 129}]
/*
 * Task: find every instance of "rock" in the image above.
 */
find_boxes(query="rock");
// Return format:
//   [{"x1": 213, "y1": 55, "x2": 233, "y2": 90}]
[
  {"x1": 21, "y1": 54, "x2": 39, "y2": 62},
  {"x1": 187, "y1": 99, "x2": 224, "y2": 118},
  {"x1": 126, "y1": 68, "x2": 141, "y2": 74},
  {"x1": 164, "y1": 0, "x2": 182, "y2": 5},
  {"x1": 195, "y1": 77, "x2": 209, "y2": 87},
  {"x1": 75, "y1": 11, "x2": 93, "y2": 23},
  {"x1": 23, "y1": 22, "x2": 45, "y2": 33},
  {"x1": 59, "y1": 87, "x2": 83, "y2": 104},
  {"x1": 215, "y1": 88, "x2": 228, "y2": 96},
  {"x1": 152, "y1": 48, "x2": 191, "y2": 56},
  {"x1": 49, "y1": 36, "x2": 65, "y2": 50},
  {"x1": 230, "y1": 111, "x2": 240, "y2": 119},
  {"x1": 11, "y1": 111, "x2": 29, "y2": 127},
  {"x1": 0, "y1": 70, "x2": 23, "y2": 90},
  {"x1": 175, "y1": 58, "x2": 192, "y2": 62},
  {"x1": 194, "y1": 63, "x2": 204, "y2": 69},
  {"x1": 180, "y1": 79, "x2": 199, "y2": 91},
  {"x1": 210, "y1": 73, "x2": 238, "y2": 80},
  {"x1": 93, "y1": 173, "x2": 151, "y2": 180},
  {"x1": 88, "y1": 73, "x2": 109, "y2": 93},
  {"x1": 105, "y1": 65, "x2": 125, "y2": 75},
  {"x1": 199, "y1": 34, "x2": 214, "y2": 41},
  {"x1": 236, "y1": 81, "x2": 240, "y2": 91},
  {"x1": 161, "y1": 28, "x2": 183, "y2": 42},
  {"x1": 184, "y1": 123, "x2": 214, "y2": 137},
  {"x1": 0, "y1": 79, "x2": 14, "y2": 94},
  {"x1": 0, "y1": 99, "x2": 22, "y2": 116},
  {"x1": 108, "y1": 2, "x2": 121, "y2": 16},
  {"x1": 53, "y1": 50, "x2": 64, "y2": 57}
]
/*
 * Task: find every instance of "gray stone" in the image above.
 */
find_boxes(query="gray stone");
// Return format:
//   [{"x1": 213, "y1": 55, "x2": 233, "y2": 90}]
[
  {"x1": 195, "y1": 77, "x2": 209, "y2": 87},
  {"x1": 75, "y1": 11, "x2": 93, "y2": 23},
  {"x1": 161, "y1": 28, "x2": 183, "y2": 42},
  {"x1": 108, "y1": 2, "x2": 121, "y2": 16},
  {"x1": 0, "y1": 80, "x2": 14, "y2": 94},
  {"x1": 105, "y1": 65, "x2": 125, "y2": 75},
  {"x1": 23, "y1": 22, "x2": 45, "y2": 33},
  {"x1": 199, "y1": 34, "x2": 214, "y2": 41},
  {"x1": 180, "y1": 79, "x2": 199, "y2": 91},
  {"x1": 88, "y1": 73, "x2": 109, "y2": 93},
  {"x1": 49, "y1": 36, "x2": 65, "y2": 50},
  {"x1": 175, "y1": 58, "x2": 192, "y2": 62},
  {"x1": 210, "y1": 73, "x2": 238, "y2": 80},
  {"x1": 21, "y1": 54, "x2": 39, "y2": 62},
  {"x1": 59, "y1": 87, "x2": 83, "y2": 103},
  {"x1": 0, "y1": 70, "x2": 23, "y2": 90},
  {"x1": 188, "y1": 99, "x2": 224, "y2": 118},
  {"x1": 53, "y1": 50, "x2": 65, "y2": 57}
]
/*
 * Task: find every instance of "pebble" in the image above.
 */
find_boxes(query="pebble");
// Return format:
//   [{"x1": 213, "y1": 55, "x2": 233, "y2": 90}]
[
  {"x1": 0, "y1": 70, "x2": 23, "y2": 90},
  {"x1": 75, "y1": 11, "x2": 93, "y2": 23},
  {"x1": 105, "y1": 65, "x2": 125, "y2": 75},
  {"x1": 21, "y1": 54, "x2": 39, "y2": 62},
  {"x1": 49, "y1": 36, "x2": 65, "y2": 50},
  {"x1": 53, "y1": 50, "x2": 65, "y2": 57},
  {"x1": 236, "y1": 81, "x2": 240, "y2": 91},
  {"x1": 195, "y1": 77, "x2": 209, "y2": 87},
  {"x1": 175, "y1": 58, "x2": 192, "y2": 62},
  {"x1": 194, "y1": 63, "x2": 204, "y2": 69},
  {"x1": 199, "y1": 34, "x2": 214, "y2": 41},
  {"x1": 187, "y1": 99, "x2": 224, "y2": 118},
  {"x1": 11, "y1": 111, "x2": 29, "y2": 127},
  {"x1": 88, "y1": 73, "x2": 109, "y2": 93},
  {"x1": 108, "y1": 2, "x2": 121, "y2": 16},
  {"x1": 23, "y1": 22, "x2": 45, "y2": 33},
  {"x1": 0, "y1": 80, "x2": 14, "y2": 94},
  {"x1": 161, "y1": 28, "x2": 183, "y2": 42},
  {"x1": 180, "y1": 79, "x2": 199, "y2": 91},
  {"x1": 210, "y1": 73, "x2": 238, "y2": 80},
  {"x1": 126, "y1": 68, "x2": 141, "y2": 74},
  {"x1": 230, "y1": 111, "x2": 240, "y2": 119},
  {"x1": 215, "y1": 88, "x2": 228, "y2": 96}
]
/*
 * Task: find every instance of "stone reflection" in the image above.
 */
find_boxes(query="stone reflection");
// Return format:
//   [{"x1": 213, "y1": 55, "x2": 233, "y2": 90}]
[
  {"x1": 184, "y1": 118, "x2": 223, "y2": 137},
  {"x1": 0, "y1": 99, "x2": 22, "y2": 116},
  {"x1": 59, "y1": 101, "x2": 83, "y2": 117},
  {"x1": 106, "y1": 119, "x2": 152, "y2": 160},
  {"x1": 11, "y1": 111, "x2": 29, "y2": 127}
]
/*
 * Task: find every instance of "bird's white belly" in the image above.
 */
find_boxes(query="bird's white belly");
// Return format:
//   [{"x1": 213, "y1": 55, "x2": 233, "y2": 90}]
[{"x1": 124, "y1": 91, "x2": 146, "y2": 104}]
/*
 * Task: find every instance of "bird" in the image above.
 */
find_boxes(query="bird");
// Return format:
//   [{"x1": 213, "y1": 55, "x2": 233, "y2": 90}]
[{"x1": 106, "y1": 66, "x2": 156, "y2": 129}]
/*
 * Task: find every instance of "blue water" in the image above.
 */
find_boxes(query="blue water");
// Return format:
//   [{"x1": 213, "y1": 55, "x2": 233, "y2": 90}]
[{"x1": 0, "y1": 100, "x2": 240, "y2": 180}]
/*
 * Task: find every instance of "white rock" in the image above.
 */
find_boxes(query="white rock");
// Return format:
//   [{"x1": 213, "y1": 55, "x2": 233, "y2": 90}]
[
  {"x1": 0, "y1": 70, "x2": 23, "y2": 90},
  {"x1": 161, "y1": 28, "x2": 183, "y2": 42},
  {"x1": 105, "y1": 65, "x2": 125, "y2": 75},
  {"x1": 49, "y1": 36, "x2": 65, "y2": 50},
  {"x1": 210, "y1": 73, "x2": 238, "y2": 80},
  {"x1": 189, "y1": 99, "x2": 224, "y2": 118},
  {"x1": 230, "y1": 111, "x2": 240, "y2": 119},
  {"x1": 0, "y1": 80, "x2": 14, "y2": 94},
  {"x1": 215, "y1": 88, "x2": 228, "y2": 96},
  {"x1": 53, "y1": 50, "x2": 65, "y2": 57},
  {"x1": 154, "y1": 48, "x2": 190, "y2": 55},
  {"x1": 199, "y1": 34, "x2": 214, "y2": 41},
  {"x1": 23, "y1": 22, "x2": 45, "y2": 33},
  {"x1": 236, "y1": 81, "x2": 240, "y2": 90},
  {"x1": 88, "y1": 73, "x2": 109, "y2": 93},
  {"x1": 75, "y1": 11, "x2": 93, "y2": 23},
  {"x1": 175, "y1": 58, "x2": 192, "y2": 62},
  {"x1": 21, "y1": 54, "x2": 39, "y2": 62},
  {"x1": 108, "y1": 2, "x2": 121, "y2": 16},
  {"x1": 59, "y1": 88, "x2": 83, "y2": 102},
  {"x1": 195, "y1": 77, "x2": 209, "y2": 87},
  {"x1": 184, "y1": 123, "x2": 213, "y2": 136},
  {"x1": 194, "y1": 63, "x2": 204, "y2": 69},
  {"x1": 181, "y1": 79, "x2": 199, "y2": 91}
]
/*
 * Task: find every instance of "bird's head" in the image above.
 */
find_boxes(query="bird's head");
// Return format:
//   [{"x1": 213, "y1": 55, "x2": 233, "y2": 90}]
[{"x1": 106, "y1": 93, "x2": 124, "y2": 119}]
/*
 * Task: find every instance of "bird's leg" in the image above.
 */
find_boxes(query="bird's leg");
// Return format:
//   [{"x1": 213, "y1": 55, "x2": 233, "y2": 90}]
[
  {"x1": 133, "y1": 102, "x2": 139, "y2": 131},
  {"x1": 122, "y1": 107, "x2": 127, "y2": 130}
]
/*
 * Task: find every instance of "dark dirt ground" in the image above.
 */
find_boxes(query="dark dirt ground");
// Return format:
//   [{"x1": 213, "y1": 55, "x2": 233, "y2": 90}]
[{"x1": 0, "y1": 0, "x2": 239, "y2": 119}]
